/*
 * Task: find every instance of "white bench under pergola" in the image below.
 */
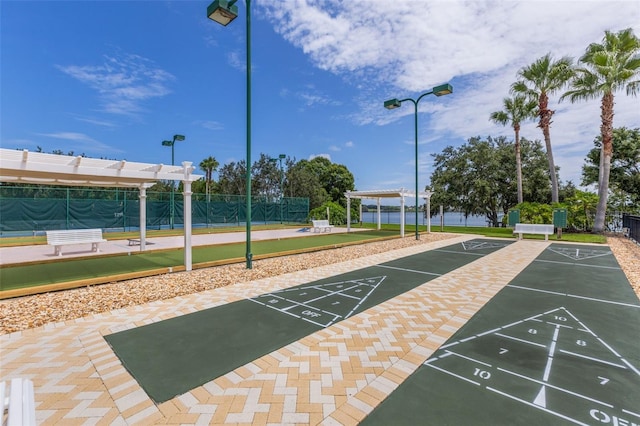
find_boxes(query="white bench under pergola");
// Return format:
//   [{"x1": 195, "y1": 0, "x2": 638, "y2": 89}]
[
  {"x1": 0, "y1": 148, "x2": 203, "y2": 271},
  {"x1": 345, "y1": 188, "x2": 433, "y2": 237}
]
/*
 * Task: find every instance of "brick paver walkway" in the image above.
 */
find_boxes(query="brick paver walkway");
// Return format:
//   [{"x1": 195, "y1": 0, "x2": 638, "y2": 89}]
[{"x1": 0, "y1": 237, "x2": 549, "y2": 425}]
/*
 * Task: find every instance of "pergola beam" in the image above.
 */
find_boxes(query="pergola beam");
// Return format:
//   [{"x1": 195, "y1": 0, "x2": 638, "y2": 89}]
[{"x1": 0, "y1": 148, "x2": 203, "y2": 271}]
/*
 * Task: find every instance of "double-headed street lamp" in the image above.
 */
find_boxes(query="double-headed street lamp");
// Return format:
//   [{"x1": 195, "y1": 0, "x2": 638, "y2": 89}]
[
  {"x1": 207, "y1": 0, "x2": 253, "y2": 268},
  {"x1": 384, "y1": 83, "x2": 452, "y2": 240},
  {"x1": 270, "y1": 154, "x2": 286, "y2": 223},
  {"x1": 162, "y1": 134, "x2": 186, "y2": 230}
]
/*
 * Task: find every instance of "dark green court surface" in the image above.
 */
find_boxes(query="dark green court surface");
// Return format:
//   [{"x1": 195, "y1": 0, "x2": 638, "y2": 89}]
[
  {"x1": 362, "y1": 243, "x2": 640, "y2": 426},
  {"x1": 105, "y1": 239, "x2": 511, "y2": 403}
]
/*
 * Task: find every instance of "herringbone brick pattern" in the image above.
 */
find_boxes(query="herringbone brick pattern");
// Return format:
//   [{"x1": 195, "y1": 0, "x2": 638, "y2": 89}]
[{"x1": 0, "y1": 236, "x2": 548, "y2": 425}]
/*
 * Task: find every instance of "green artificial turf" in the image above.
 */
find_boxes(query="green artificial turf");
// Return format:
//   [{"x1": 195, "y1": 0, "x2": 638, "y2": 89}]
[{"x1": 0, "y1": 230, "x2": 395, "y2": 292}]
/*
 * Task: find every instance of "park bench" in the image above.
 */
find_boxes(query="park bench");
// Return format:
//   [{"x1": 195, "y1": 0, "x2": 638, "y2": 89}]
[
  {"x1": 513, "y1": 223, "x2": 554, "y2": 240},
  {"x1": 312, "y1": 220, "x2": 334, "y2": 233},
  {"x1": 46, "y1": 228, "x2": 106, "y2": 256},
  {"x1": 1, "y1": 378, "x2": 36, "y2": 426}
]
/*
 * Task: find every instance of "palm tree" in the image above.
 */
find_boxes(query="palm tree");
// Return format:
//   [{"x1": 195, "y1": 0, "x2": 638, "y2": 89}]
[
  {"x1": 199, "y1": 156, "x2": 219, "y2": 202},
  {"x1": 490, "y1": 95, "x2": 538, "y2": 204},
  {"x1": 512, "y1": 54, "x2": 574, "y2": 203},
  {"x1": 561, "y1": 28, "x2": 640, "y2": 233}
]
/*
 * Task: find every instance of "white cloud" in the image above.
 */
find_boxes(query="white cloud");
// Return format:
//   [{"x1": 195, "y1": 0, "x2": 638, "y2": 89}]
[
  {"x1": 259, "y1": 0, "x2": 640, "y2": 186},
  {"x1": 345, "y1": 141, "x2": 354, "y2": 148},
  {"x1": 57, "y1": 52, "x2": 174, "y2": 116},
  {"x1": 227, "y1": 51, "x2": 246, "y2": 72},
  {"x1": 280, "y1": 84, "x2": 342, "y2": 109},
  {"x1": 329, "y1": 145, "x2": 340, "y2": 152},
  {"x1": 195, "y1": 120, "x2": 225, "y2": 131},
  {"x1": 72, "y1": 115, "x2": 117, "y2": 128},
  {"x1": 37, "y1": 132, "x2": 122, "y2": 154}
]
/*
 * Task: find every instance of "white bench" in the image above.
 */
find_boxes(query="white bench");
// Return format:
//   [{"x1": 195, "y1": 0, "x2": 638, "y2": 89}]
[
  {"x1": 312, "y1": 220, "x2": 334, "y2": 233},
  {"x1": 513, "y1": 223, "x2": 554, "y2": 240},
  {"x1": 1, "y1": 378, "x2": 36, "y2": 426},
  {"x1": 46, "y1": 228, "x2": 106, "y2": 256}
]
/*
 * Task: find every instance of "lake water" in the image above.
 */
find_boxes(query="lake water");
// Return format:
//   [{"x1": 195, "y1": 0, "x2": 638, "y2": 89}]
[{"x1": 361, "y1": 211, "x2": 499, "y2": 227}]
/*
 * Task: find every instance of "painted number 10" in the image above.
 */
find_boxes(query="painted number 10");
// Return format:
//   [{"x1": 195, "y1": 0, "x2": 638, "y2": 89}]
[{"x1": 474, "y1": 368, "x2": 491, "y2": 380}]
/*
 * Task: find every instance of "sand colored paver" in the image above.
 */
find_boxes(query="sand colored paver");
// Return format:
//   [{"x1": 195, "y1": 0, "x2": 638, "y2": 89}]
[{"x1": 0, "y1": 236, "x2": 549, "y2": 425}]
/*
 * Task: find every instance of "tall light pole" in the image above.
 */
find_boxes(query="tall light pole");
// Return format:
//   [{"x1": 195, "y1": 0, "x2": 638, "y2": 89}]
[
  {"x1": 270, "y1": 154, "x2": 286, "y2": 223},
  {"x1": 207, "y1": 0, "x2": 253, "y2": 268},
  {"x1": 162, "y1": 134, "x2": 186, "y2": 230},
  {"x1": 384, "y1": 83, "x2": 452, "y2": 240}
]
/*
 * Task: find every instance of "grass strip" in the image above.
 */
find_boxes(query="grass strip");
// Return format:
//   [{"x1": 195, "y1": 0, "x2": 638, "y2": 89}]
[{"x1": 0, "y1": 230, "x2": 395, "y2": 294}]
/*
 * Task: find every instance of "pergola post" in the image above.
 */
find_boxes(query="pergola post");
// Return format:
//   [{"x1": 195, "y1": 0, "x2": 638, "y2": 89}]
[
  {"x1": 346, "y1": 194, "x2": 351, "y2": 232},
  {"x1": 376, "y1": 198, "x2": 381, "y2": 230},
  {"x1": 182, "y1": 162, "x2": 193, "y2": 271},
  {"x1": 400, "y1": 194, "x2": 405, "y2": 238},
  {"x1": 139, "y1": 187, "x2": 147, "y2": 251}
]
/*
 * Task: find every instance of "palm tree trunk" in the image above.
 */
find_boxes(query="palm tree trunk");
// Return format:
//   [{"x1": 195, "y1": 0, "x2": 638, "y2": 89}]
[
  {"x1": 514, "y1": 125, "x2": 523, "y2": 204},
  {"x1": 538, "y1": 93, "x2": 559, "y2": 203},
  {"x1": 593, "y1": 93, "x2": 615, "y2": 233}
]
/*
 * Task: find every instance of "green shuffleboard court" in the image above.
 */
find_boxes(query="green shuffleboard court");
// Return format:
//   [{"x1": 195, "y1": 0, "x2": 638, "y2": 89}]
[
  {"x1": 362, "y1": 243, "x2": 640, "y2": 426},
  {"x1": 105, "y1": 239, "x2": 511, "y2": 403}
]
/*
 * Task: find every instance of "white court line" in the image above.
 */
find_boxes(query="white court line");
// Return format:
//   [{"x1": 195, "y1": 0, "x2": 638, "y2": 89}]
[
  {"x1": 304, "y1": 283, "x2": 361, "y2": 304},
  {"x1": 249, "y1": 297, "x2": 342, "y2": 319},
  {"x1": 497, "y1": 367, "x2": 614, "y2": 408},
  {"x1": 477, "y1": 327, "x2": 502, "y2": 337},
  {"x1": 559, "y1": 350, "x2": 627, "y2": 369},
  {"x1": 622, "y1": 358, "x2": 640, "y2": 376},
  {"x1": 545, "y1": 321, "x2": 574, "y2": 329},
  {"x1": 508, "y1": 285, "x2": 640, "y2": 309},
  {"x1": 256, "y1": 302, "x2": 333, "y2": 328},
  {"x1": 495, "y1": 332, "x2": 547, "y2": 348},
  {"x1": 252, "y1": 294, "x2": 343, "y2": 317},
  {"x1": 543, "y1": 326, "x2": 560, "y2": 381},
  {"x1": 374, "y1": 264, "x2": 442, "y2": 276},
  {"x1": 432, "y1": 249, "x2": 485, "y2": 256},
  {"x1": 534, "y1": 259, "x2": 620, "y2": 270},
  {"x1": 487, "y1": 387, "x2": 590, "y2": 425},
  {"x1": 343, "y1": 277, "x2": 386, "y2": 319},
  {"x1": 623, "y1": 408, "x2": 640, "y2": 419},
  {"x1": 424, "y1": 363, "x2": 481, "y2": 386},
  {"x1": 444, "y1": 350, "x2": 492, "y2": 367}
]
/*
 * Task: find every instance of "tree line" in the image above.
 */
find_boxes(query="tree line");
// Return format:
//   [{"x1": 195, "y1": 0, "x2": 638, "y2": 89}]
[{"x1": 468, "y1": 27, "x2": 639, "y2": 232}]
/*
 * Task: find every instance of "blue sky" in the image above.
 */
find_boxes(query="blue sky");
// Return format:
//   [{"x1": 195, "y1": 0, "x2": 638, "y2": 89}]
[{"x1": 2, "y1": 0, "x2": 639, "y2": 197}]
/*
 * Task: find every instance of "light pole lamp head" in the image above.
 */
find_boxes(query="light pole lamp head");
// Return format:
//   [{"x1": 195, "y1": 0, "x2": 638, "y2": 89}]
[
  {"x1": 207, "y1": 0, "x2": 239, "y2": 26},
  {"x1": 384, "y1": 98, "x2": 402, "y2": 110},
  {"x1": 162, "y1": 140, "x2": 173, "y2": 147},
  {"x1": 433, "y1": 83, "x2": 453, "y2": 96},
  {"x1": 173, "y1": 134, "x2": 186, "y2": 142}
]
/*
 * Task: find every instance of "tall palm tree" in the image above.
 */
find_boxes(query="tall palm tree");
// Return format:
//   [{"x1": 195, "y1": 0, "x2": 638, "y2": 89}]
[
  {"x1": 512, "y1": 54, "x2": 574, "y2": 203},
  {"x1": 490, "y1": 95, "x2": 538, "y2": 204},
  {"x1": 199, "y1": 156, "x2": 219, "y2": 202},
  {"x1": 561, "y1": 28, "x2": 640, "y2": 233}
]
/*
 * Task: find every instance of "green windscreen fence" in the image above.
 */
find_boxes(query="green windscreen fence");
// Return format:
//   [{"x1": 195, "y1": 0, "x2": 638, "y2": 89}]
[{"x1": 0, "y1": 186, "x2": 309, "y2": 233}]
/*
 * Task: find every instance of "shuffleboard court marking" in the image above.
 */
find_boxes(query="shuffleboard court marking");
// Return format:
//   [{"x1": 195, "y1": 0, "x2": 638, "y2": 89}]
[
  {"x1": 374, "y1": 264, "x2": 442, "y2": 276},
  {"x1": 432, "y1": 249, "x2": 486, "y2": 257},
  {"x1": 461, "y1": 240, "x2": 512, "y2": 251},
  {"x1": 508, "y1": 285, "x2": 640, "y2": 309},
  {"x1": 546, "y1": 246, "x2": 613, "y2": 261},
  {"x1": 249, "y1": 276, "x2": 386, "y2": 328},
  {"x1": 425, "y1": 307, "x2": 640, "y2": 425},
  {"x1": 534, "y1": 259, "x2": 621, "y2": 270}
]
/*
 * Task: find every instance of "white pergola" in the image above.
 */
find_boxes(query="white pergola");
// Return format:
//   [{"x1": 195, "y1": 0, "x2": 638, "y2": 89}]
[
  {"x1": 345, "y1": 188, "x2": 433, "y2": 237},
  {"x1": 0, "y1": 148, "x2": 203, "y2": 271}
]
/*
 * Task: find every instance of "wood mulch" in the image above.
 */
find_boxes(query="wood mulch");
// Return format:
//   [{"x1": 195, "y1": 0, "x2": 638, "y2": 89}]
[{"x1": 1, "y1": 233, "x2": 638, "y2": 335}]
